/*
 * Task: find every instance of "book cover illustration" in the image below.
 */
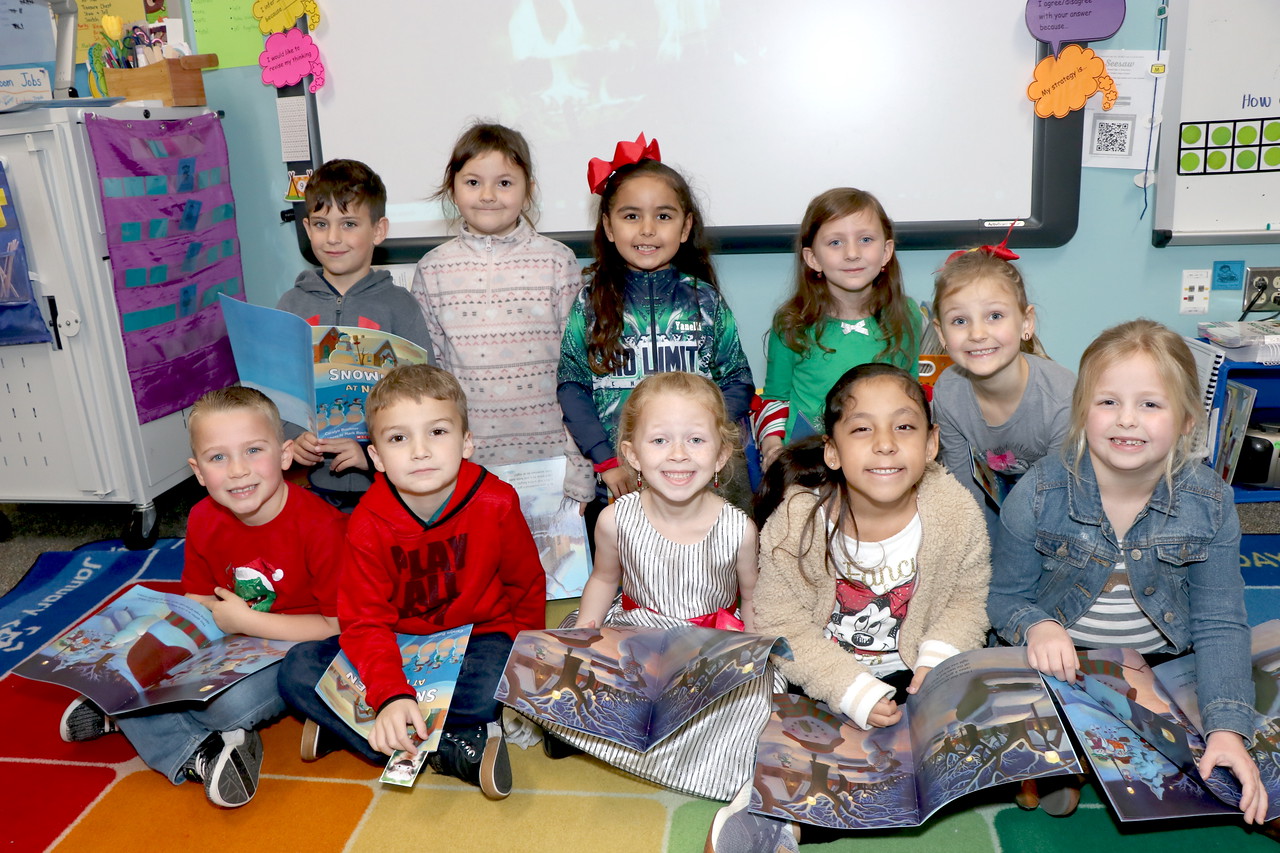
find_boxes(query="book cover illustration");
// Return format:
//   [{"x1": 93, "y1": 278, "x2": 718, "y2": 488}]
[
  {"x1": 1214, "y1": 379, "x2": 1257, "y2": 479},
  {"x1": 750, "y1": 647, "x2": 1080, "y2": 830},
  {"x1": 496, "y1": 625, "x2": 789, "y2": 753},
  {"x1": 315, "y1": 625, "x2": 471, "y2": 787},
  {"x1": 220, "y1": 294, "x2": 431, "y2": 441},
  {"x1": 488, "y1": 457, "x2": 591, "y2": 600},
  {"x1": 13, "y1": 585, "x2": 295, "y2": 715},
  {"x1": 969, "y1": 446, "x2": 1017, "y2": 508}
]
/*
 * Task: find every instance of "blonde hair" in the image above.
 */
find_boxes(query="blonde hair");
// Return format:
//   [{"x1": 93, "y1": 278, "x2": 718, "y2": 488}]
[
  {"x1": 932, "y1": 250, "x2": 1047, "y2": 357},
  {"x1": 616, "y1": 372, "x2": 739, "y2": 478},
  {"x1": 366, "y1": 364, "x2": 469, "y2": 436},
  {"x1": 188, "y1": 386, "x2": 283, "y2": 452},
  {"x1": 1067, "y1": 318, "x2": 1203, "y2": 483}
]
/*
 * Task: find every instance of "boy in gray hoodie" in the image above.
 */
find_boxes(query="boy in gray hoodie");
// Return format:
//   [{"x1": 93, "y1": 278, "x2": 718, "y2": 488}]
[{"x1": 276, "y1": 159, "x2": 433, "y2": 505}]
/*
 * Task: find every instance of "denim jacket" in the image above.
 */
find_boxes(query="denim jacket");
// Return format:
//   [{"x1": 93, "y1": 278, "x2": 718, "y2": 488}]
[{"x1": 989, "y1": 450, "x2": 1256, "y2": 739}]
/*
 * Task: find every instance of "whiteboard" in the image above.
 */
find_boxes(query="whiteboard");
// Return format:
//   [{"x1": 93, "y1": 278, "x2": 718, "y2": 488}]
[
  {"x1": 1153, "y1": 0, "x2": 1280, "y2": 246},
  {"x1": 301, "y1": 0, "x2": 1081, "y2": 261}
]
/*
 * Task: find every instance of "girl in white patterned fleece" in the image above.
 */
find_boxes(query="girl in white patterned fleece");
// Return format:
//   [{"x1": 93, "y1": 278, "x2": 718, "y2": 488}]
[{"x1": 412, "y1": 122, "x2": 592, "y2": 501}]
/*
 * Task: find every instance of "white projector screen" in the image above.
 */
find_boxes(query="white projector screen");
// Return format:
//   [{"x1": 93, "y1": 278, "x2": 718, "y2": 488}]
[{"x1": 298, "y1": 0, "x2": 1081, "y2": 261}]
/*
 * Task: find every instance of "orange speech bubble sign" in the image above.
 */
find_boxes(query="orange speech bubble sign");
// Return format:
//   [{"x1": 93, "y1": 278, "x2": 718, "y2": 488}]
[{"x1": 1026, "y1": 44, "x2": 1108, "y2": 119}]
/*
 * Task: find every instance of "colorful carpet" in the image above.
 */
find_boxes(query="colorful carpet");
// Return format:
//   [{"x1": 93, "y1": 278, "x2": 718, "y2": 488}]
[{"x1": 2, "y1": 540, "x2": 1279, "y2": 851}]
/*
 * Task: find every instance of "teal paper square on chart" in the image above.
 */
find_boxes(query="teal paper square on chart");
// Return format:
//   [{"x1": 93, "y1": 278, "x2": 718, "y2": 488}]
[
  {"x1": 123, "y1": 176, "x2": 145, "y2": 197},
  {"x1": 124, "y1": 267, "x2": 147, "y2": 288},
  {"x1": 148, "y1": 218, "x2": 169, "y2": 239},
  {"x1": 120, "y1": 221, "x2": 142, "y2": 242},
  {"x1": 145, "y1": 175, "x2": 168, "y2": 196},
  {"x1": 101, "y1": 177, "x2": 124, "y2": 198},
  {"x1": 149, "y1": 265, "x2": 168, "y2": 284}
]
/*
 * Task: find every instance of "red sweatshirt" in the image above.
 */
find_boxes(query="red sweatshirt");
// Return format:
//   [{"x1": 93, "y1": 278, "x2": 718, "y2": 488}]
[{"x1": 339, "y1": 461, "x2": 545, "y2": 710}]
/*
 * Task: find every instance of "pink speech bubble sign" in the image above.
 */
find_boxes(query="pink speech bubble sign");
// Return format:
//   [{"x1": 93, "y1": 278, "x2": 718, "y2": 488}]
[
  {"x1": 259, "y1": 28, "x2": 326, "y2": 93},
  {"x1": 1025, "y1": 0, "x2": 1126, "y2": 56}
]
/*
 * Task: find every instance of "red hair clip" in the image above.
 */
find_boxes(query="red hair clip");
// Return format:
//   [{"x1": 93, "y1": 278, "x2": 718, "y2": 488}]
[
  {"x1": 944, "y1": 221, "x2": 1020, "y2": 264},
  {"x1": 587, "y1": 133, "x2": 661, "y2": 194}
]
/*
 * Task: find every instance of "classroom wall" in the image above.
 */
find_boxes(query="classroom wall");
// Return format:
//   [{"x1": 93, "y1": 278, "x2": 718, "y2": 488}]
[{"x1": 204, "y1": 0, "x2": 1280, "y2": 383}]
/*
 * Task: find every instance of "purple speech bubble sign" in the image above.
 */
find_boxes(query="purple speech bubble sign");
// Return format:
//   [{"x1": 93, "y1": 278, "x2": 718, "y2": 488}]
[{"x1": 1025, "y1": 0, "x2": 1126, "y2": 56}]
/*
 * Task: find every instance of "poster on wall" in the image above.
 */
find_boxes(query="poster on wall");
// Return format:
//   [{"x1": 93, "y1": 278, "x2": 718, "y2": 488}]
[{"x1": 84, "y1": 112, "x2": 241, "y2": 423}]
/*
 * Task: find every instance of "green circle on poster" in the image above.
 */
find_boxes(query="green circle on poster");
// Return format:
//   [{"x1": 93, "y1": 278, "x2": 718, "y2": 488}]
[
  {"x1": 1212, "y1": 126, "x2": 1233, "y2": 146},
  {"x1": 1181, "y1": 151, "x2": 1201, "y2": 171},
  {"x1": 1239, "y1": 125, "x2": 1259, "y2": 145},
  {"x1": 1266, "y1": 122, "x2": 1280, "y2": 142},
  {"x1": 1265, "y1": 147, "x2": 1280, "y2": 167},
  {"x1": 1238, "y1": 150, "x2": 1258, "y2": 169},
  {"x1": 1183, "y1": 125, "x2": 1203, "y2": 144},
  {"x1": 1207, "y1": 150, "x2": 1228, "y2": 170}
]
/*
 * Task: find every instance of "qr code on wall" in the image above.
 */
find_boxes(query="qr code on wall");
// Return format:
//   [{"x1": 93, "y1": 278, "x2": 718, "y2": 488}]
[{"x1": 1091, "y1": 114, "x2": 1135, "y2": 156}]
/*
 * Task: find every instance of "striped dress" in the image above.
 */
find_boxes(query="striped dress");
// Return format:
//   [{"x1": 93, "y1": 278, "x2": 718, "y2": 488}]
[{"x1": 541, "y1": 492, "x2": 775, "y2": 800}]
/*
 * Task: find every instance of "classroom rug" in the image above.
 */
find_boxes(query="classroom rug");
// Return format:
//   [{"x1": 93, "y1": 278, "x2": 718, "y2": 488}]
[{"x1": 2, "y1": 541, "x2": 1280, "y2": 852}]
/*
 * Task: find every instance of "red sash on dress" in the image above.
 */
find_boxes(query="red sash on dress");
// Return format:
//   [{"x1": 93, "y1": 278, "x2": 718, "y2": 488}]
[{"x1": 620, "y1": 593, "x2": 745, "y2": 632}]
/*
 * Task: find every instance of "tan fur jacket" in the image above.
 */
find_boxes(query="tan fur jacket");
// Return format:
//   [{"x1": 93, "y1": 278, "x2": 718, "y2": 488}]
[{"x1": 755, "y1": 463, "x2": 991, "y2": 714}]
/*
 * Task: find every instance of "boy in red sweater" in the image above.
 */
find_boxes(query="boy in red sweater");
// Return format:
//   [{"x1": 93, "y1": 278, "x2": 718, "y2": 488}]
[
  {"x1": 59, "y1": 386, "x2": 347, "y2": 808},
  {"x1": 278, "y1": 364, "x2": 544, "y2": 798}
]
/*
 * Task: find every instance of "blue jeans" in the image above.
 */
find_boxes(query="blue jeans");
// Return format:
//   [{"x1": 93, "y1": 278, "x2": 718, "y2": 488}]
[
  {"x1": 116, "y1": 665, "x2": 286, "y2": 784},
  {"x1": 277, "y1": 632, "x2": 513, "y2": 763}
]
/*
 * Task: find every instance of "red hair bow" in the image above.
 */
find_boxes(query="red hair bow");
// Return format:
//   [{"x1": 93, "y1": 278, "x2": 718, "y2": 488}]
[
  {"x1": 944, "y1": 221, "x2": 1020, "y2": 264},
  {"x1": 587, "y1": 133, "x2": 661, "y2": 194}
]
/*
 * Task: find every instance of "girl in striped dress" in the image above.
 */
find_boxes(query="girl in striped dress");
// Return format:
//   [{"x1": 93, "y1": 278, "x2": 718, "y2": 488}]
[{"x1": 540, "y1": 371, "x2": 767, "y2": 800}]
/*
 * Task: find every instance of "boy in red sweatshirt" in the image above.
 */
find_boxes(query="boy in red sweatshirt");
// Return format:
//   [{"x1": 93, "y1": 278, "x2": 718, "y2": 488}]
[{"x1": 278, "y1": 364, "x2": 544, "y2": 798}]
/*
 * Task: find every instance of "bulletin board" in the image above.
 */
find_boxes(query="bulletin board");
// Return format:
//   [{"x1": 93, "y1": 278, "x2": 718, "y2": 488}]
[
  {"x1": 297, "y1": 0, "x2": 1083, "y2": 261},
  {"x1": 1152, "y1": 0, "x2": 1280, "y2": 246}
]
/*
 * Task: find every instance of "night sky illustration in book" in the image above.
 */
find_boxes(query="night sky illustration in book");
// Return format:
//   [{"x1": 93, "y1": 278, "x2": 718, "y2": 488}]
[
  {"x1": 751, "y1": 648, "x2": 1080, "y2": 829},
  {"x1": 498, "y1": 626, "x2": 780, "y2": 752}
]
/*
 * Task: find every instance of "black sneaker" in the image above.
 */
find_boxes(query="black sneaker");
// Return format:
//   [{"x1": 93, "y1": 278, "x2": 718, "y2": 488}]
[
  {"x1": 428, "y1": 722, "x2": 512, "y2": 800},
  {"x1": 541, "y1": 728, "x2": 582, "y2": 760},
  {"x1": 59, "y1": 697, "x2": 120, "y2": 742},
  {"x1": 183, "y1": 729, "x2": 263, "y2": 808}
]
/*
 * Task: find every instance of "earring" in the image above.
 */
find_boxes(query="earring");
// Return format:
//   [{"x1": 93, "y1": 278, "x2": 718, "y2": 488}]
[
  {"x1": 636, "y1": 472, "x2": 644, "y2": 490},
  {"x1": 714, "y1": 470, "x2": 720, "y2": 489},
  {"x1": 1022, "y1": 332, "x2": 1031, "y2": 341},
  {"x1": 815, "y1": 270, "x2": 824, "y2": 279}
]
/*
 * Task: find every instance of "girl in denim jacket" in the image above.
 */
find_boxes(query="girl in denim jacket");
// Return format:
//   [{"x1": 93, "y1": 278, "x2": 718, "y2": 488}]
[{"x1": 989, "y1": 319, "x2": 1266, "y2": 823}]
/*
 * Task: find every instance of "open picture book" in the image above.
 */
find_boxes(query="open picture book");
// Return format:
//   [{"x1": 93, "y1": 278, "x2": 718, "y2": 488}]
[
  {"x1": 315, "y1": 625, "x2": 471, "y2": 787},
  {"x1": 749, "y1": 624, "x2": 1280, "y2": 829},
  {"x1": 751, "y1": 646, "x2": 1080, "y2": 829},
  {"x1": 14, "y1": 585, "x2": 295, "y2": 715},
  {"x1": 1047, "y1": 623, "x2": 1280, "y2": 823},
  {"x1": 496, "y1": 624, "x2": 790, "y2": 753}
]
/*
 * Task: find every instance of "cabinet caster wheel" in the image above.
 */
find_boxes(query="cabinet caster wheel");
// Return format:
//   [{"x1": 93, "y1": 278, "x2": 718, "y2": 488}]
[{"x1": 124, "y1": 502, "x2": 158, "y2": 550}]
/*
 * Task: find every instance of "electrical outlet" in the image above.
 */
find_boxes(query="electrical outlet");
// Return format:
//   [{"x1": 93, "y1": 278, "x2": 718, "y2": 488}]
[{"x1": 1243, "y1": 267, "x2": 1280, "y2": 312}]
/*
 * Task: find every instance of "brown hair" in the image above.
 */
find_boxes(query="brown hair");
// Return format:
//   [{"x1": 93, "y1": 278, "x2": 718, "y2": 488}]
[
  {"x1": 932, "y1": 250, "x2": 1046, "y2": 357},
  {"x1": 763, "y1": 364, "x2": 933, "y2": 575},
  {"x1": 1067, "y1": 319, "x2": 1203, "y2": 484},
  {"x1": 616, "y1": 372, "x2": 739, "y2": 479},
  {"x1": 366, "y1": 364, "x2": 469, "y2": 436},
  {"x1": 433, "y1": 121, "x2": 537, "y2": 229},
  {"x1": 188, "y1": 386, "x2": 283, "y2": 453},
  {"x1": 585, "y1": 159, "x2": 719, "y2": 374},
  {"x1": 305, "y1": 158, "x2": 387, "y2": 222},
  {"x1": 772, "y1": 188, "x2": 916, "y2": 364}
]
